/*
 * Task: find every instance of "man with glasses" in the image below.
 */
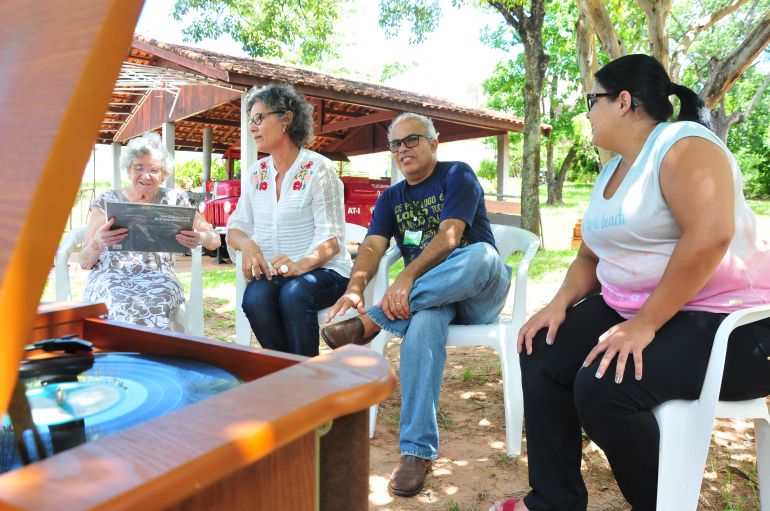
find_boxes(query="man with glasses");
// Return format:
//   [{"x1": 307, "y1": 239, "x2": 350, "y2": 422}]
[{"x1": 322, "y1": 112, "x2": 512, "y2": 497}]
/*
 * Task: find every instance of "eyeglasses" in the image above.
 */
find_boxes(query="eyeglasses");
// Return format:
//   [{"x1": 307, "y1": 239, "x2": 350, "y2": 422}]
[
  {"x1": 387, "y1": 134, "x2": 432, "y2": 152},
  {"x1": 131, "y1": 164, "x2": 162, "y2": 175},
  {"x1": 249, "y1": 111, "x2": 284, "y2": 126},
  {"x1": 586, "y1": 92, "x2": 615, "y2": 111}
]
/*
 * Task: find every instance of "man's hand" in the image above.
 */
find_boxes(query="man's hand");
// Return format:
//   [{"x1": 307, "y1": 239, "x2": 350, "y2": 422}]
[
  {"x1": 326, "y1": 291, "x2": 366, "y2": 322},
  {"x1": 380, "y1": 273, "x2": 415, "y2": 320},
  {"x1": 240, "y1": 241, "x2": 272, "y2": 281}
]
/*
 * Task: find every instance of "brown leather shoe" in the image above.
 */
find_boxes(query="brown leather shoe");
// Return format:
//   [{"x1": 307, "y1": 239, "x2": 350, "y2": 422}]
[
  {"x1": 321, "y1": 316, "x2": 377, "y2": 349},
  {"x1": 388, "y1": 455, "x2": 432, "y2": 497}
]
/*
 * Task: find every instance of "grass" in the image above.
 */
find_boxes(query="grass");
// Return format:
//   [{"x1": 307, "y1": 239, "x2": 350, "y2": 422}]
[
  {"x1": 508, "y1": 248, "x2": 577, "y2": 281},
  {"x1": 747, "y1": 198, "x2": 770, "y2": 217}
]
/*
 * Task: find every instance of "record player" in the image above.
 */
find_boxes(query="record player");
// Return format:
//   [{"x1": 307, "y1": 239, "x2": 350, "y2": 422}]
[{"x1": 0, "y1": 2, "x2": 395, "y2": 510}]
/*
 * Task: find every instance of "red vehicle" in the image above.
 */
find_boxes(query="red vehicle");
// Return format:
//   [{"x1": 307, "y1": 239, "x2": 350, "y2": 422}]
[
  {"x1": 340, "y1": 176, "x2": 390, "y2": 228},
  {"x1": 198, "y1": 146, "x2": 389, "y2": 262},
  {"x1": 198, "y1": 146, "x2": 242, "y2": 263}
]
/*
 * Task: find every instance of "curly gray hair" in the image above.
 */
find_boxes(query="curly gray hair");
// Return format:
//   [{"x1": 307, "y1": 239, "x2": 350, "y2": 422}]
[
  {"x1": 245, "y1": 83, "x2": 314, "y2": 148},
  {"x1": 120, "y1": 132, "x2": 173, "y2": 178},
  {"x1": 387, "y1": 112, "x2": 439, "y2": 141}
]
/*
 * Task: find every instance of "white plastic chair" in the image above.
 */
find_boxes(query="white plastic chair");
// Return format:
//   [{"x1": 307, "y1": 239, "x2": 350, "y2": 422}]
[
  {"x1": 233, "y1": 222, "x2": 372, "y2": 347},
  {"x1": 367, "y1": 224, "x2": 540, "y2": 455},
  {"x1": 54, "y1": 224, "x2": 205, "y2": 336},
  {"x1": 654, "y1": 304, "x2": 770, "y2": 510}
]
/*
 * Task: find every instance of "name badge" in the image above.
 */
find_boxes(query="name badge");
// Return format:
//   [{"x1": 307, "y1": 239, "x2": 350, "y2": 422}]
[{"x1": 404, "y1": 229, "x2": 422, "y2": 246}]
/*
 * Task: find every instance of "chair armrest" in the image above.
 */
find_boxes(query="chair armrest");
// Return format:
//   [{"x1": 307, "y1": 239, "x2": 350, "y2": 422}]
[
  {"x1": 233, "y1": 250, "x2": 252, "y2": 346},
  {"x1": 55, "y1": 225, "x2": 87, "y2": 301},
  {"x1": 699, "y1": 304, "x2": 770, "y2": 409},
  {"x1": 510, "y1": 236, "x2": 540, "y2": 328},
  {"x1": 372, "y1": 245, "x2": 402, "y2": 304}
]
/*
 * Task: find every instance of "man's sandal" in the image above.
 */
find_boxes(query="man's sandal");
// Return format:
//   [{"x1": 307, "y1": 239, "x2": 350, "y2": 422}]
[{"x1": 488, "y1": 498, "x2": 520, "y2": 511}]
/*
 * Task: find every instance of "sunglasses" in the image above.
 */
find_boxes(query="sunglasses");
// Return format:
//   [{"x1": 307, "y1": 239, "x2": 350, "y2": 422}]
[
  {"x1": 586, "y1": 92, "x2": 615, "y2": 111},
  {"x1": 387, "y1": 133, "x2": 432, "y2": 153},
  {"x1": 249, "y1": 110, "x2": 284, "y2": 126}
]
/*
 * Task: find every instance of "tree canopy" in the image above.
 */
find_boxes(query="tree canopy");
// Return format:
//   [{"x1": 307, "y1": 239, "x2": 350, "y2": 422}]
[{"x1": 172, "y1": 0, "x2": 351, "y2": 65}]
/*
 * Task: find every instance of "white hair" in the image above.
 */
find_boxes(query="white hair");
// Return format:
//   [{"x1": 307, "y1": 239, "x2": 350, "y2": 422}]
[
  {"x1": 120, "y1": 132, "x2": 174, "y2": 177},
  {"x1": 387, "y1": 112, "x2": 439, "y2": 141}
]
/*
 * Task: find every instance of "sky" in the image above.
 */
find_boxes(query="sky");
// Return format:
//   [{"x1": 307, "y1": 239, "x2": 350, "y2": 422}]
[{"x1": 87, "y1": 0, "x2": 515, "y2": 186}]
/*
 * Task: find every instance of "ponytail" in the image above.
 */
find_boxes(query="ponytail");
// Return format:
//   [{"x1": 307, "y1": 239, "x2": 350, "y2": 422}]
[{"x1": 668, "y1": 82, "x2": 711, "y2": 129}]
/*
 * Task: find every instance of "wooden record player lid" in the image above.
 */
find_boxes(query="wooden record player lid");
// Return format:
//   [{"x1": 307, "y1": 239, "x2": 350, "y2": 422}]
[{"x1": 0, "y1": 0, "x2": 144, "y2": 419}]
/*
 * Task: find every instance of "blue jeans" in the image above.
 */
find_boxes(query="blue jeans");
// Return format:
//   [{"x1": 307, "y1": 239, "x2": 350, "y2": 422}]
[
  {"x1": 242, "y1": 268, "x2": 349, "y2": 357},
  {"x1": 368, "y1": 242, "x2": 512, "y2": 459}
]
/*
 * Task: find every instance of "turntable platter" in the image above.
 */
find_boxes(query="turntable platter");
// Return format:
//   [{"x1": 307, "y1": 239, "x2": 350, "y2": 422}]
[{"x1": 1, "y1": 353, "x2": 241, "y2": 473}]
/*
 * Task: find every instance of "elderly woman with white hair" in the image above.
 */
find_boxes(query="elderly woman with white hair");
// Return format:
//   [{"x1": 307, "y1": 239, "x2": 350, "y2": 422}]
[{"x1": 79, "y1": 132, "x2": 221, "y2": 330}]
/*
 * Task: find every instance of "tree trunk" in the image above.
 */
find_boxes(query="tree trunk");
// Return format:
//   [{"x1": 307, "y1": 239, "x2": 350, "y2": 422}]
[
  {"x1": 545, "y1": 78, "x2": 556, "y2": 205},
  {"x1": 636, "y1": 0, "x2": 672, "y2": 69},
  {"x1": 710, "y1": 71, "x2": 770, "y2": 142},
  {"x1": 489, "y1": 0, "x2": 547, "y2": 236},
  {"x1": 669, "y1": 0, "x2": 750, "y2": 80},
  {"x1": 546, "y1": 136, "x2": 555, "y2": 204},
  {"x1": 710, "y1": 104, "x2": 732, "y2": 142},
  {"x1": 553, "y1": 142, "x2": 578, "y2": 205},
  {"x1": 575, "y1": 8, "x2": 598, "y2": 96},
  {"x1": 700, "y1": 8, "x2": 770, "y2": 107},
  {"x1": 576, "y1": 1, "x2": 620, "y2": 167},
  {"x1": 577, "y1": 0, "x2": 625, "y2": 59}
]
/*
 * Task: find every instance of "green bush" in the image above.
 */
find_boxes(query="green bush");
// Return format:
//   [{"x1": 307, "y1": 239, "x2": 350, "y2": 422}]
[
  {"x1": 734, "y1": 146, "x2": 770, "y2": 199},
  {"x1": 174, "y1": 159, "x2": 230, "y2": 191},
  {"x1": 477, "y1": 159, "x2": 497, "y2": 185},
  {"x1": 567, "y1": 144, "x2": 600, "y2": 183}
]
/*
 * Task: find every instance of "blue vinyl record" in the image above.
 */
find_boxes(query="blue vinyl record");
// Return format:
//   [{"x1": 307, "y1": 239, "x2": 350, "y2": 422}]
[{"x1": 1, "y1": 353, "x2": 241, "y2": 473}]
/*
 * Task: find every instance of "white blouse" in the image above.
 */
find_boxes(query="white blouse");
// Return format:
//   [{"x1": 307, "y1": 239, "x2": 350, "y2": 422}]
[{"x1": 227, "y1": 147, "x2": 352, "y2": 278}]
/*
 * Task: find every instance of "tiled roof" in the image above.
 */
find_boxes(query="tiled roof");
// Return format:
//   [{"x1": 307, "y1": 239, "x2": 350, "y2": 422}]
[{"x1": 133, "y1": 35, "x2": 527, "y2": 132}]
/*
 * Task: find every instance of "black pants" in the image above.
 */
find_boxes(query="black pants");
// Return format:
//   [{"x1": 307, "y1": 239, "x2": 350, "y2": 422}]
[{"x1": 520, "y1": 295, "x2": 770, "y2": 511}]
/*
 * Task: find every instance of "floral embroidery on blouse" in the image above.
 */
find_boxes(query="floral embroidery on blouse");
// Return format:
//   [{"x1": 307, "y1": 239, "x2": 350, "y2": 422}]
[
  {"x1": 254, "y1": 161, "x2": 269, "y2": 191},
  {"x1": 292, "y1": 160, "x2": 315, "y2": 191}
]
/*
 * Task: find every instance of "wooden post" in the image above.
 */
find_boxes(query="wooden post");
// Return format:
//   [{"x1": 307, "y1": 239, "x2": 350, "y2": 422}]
[
  {"x1": 163, "y1": 121, "x2": 176, "y2": 188},
  {"x1": 497, "y1": 133, "x2": 510, "y2": 200},
  {"x1": 202, "y1": 126, "x2": 213, "y2": 192},
  {"x1": 112, "y1": 141, "x2": 122, "y2": 190},
  {"x1": 241, "y1": 94, "x2": 257, "y2": 180}
]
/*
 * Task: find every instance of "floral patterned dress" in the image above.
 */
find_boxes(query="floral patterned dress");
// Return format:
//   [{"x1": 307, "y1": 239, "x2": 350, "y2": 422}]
[{"x1": 83, "y1": 188, "x2": 189, "y2": 330}]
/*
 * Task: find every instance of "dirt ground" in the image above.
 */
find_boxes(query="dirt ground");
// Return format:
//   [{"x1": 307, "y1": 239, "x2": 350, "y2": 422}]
[{"x1": 198, "y1": 267, "x2": 765, "y2": 511}]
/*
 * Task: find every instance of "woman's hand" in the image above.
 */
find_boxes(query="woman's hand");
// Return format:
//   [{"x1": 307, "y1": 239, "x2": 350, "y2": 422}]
[
  {"x1": 176, "y1": 229, "x2": 202, "y2": 249},
  {"x1": 241, "y1": 241, "x2": 272, "y2": 281},
  {"x1": 583, "y1": 316, "x2": 656, "y2": 383},
  {"x1": 517, "y1": 300, "x2": 568, "y2": 355},
  {"x1": 271, "y1": 254, "x2": 302, "y2": 277},
  {"x1": 94, "y1": 217, "x2": 128, "y2": 250}
]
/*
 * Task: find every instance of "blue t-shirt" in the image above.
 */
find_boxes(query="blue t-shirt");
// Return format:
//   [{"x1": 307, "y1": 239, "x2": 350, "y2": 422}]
[{"x1": 368, "y1": 161, "x2": 495, "y2": 264}]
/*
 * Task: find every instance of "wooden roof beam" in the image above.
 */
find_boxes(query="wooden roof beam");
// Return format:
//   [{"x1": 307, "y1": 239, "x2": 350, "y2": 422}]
[
  {"x1": 185, "y1": 116, "x2": 240, "y2": 128},
  {"x1": 318, "y1": 110, "x2": 397, "y2": 135}
]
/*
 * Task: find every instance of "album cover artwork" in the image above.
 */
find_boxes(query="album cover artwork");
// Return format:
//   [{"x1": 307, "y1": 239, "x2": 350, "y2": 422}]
[{"x1": 105, "y1": 202, "x2": 196, "y2": 254}]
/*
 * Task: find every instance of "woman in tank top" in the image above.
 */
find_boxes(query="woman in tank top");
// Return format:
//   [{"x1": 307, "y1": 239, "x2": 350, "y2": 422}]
[{"x1": 489, "y1": 54, "x2": 770, "y2": 511}]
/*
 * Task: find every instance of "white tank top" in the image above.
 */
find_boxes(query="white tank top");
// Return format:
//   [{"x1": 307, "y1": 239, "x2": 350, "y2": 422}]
[{"x1": 582, "y1": 121, "x2": 770, "y2": 318}]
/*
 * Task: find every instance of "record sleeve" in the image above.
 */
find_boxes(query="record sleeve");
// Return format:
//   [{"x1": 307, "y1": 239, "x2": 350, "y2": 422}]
[{"x1": 105, "y1": 201, "x2": 196, "y2": 254}]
